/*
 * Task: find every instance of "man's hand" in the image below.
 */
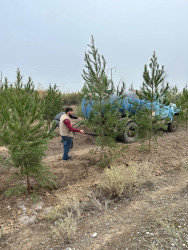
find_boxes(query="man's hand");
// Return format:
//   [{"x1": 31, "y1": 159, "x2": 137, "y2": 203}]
[
  {"x1": 78, "y1": 117, "x2": 82, "y2": 120},
  {"x1": 80, "y1": 130, "x2": 85, "y2": 134}
]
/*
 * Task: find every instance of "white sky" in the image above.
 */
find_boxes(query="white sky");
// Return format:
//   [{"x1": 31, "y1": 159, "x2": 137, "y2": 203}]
[{"x1": 0, "y1": 0, "x2": 187, "y2": 91}]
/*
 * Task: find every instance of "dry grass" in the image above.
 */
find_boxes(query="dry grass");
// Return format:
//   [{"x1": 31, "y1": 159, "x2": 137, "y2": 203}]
[
  {"x1": 47, "y1": 194, "x2": 82, "y2": 221},
  {"x1": 61, "y1": 92, "x2": 81, "y2": 106},
  {"x1": 51, "y1": 211, "x2": 77, "y2": 243},
  {"x1": 47, "y1": 194, "x2": 82, "y2": 243},
  {"x1": 36, "y1": 88, "x2": 81, "y2": 106},
  {"x1": 98, "y1": 163, "x2": 153, "y2": 199},
  {"x1": 83, "y1": 191, "x2": 112, "y2": 212}
]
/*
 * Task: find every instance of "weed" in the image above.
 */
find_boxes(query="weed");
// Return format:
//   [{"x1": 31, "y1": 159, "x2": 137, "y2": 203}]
[
  {"x1": 98, "y1": 163, "x2": 153, "y2": 199},
  {"x1": 81, "y1": 190, "x2": 112, "y2": 214},
  {"x1": 4, "y1": 185, "x2": 28, "y2": 197},
  {"x1": 31, "y1": 193, "x2": 40, "y2": 204},
  {"x1": 47, "y1": 194, "x2": 82, "y2": 221},
  {"x1": 48, "y1": 195, "x2": 82, "y2": 243},
  {"x1": 91, "y1": 145, "x2": 127, "y2": 168},
  {"x1": 88, "y1": 193, "x2": 104, "y2": 212},
  {"x1": 98, "y1": 165, "x2": 136, "y2": 198},
  {"x1": 138, "y1": 143, "x2": 150, "y2": 152},
  {"x1": 51, "y1": 211, "x2": 77, "y2": 243}
]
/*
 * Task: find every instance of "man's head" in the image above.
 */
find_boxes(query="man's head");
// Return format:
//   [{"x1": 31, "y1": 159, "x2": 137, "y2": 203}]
[{"x1": 65, "y1": 107, "x2": 73, "y2": 116}]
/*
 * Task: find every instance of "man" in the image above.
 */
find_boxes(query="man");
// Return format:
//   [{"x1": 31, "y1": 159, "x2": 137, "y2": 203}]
[
  {"x1": 60, "y1": 107, "x2": 84, "y2": 161},
  {"x1": 50, "y1": 111, "x2": 81, "y2": 132}
]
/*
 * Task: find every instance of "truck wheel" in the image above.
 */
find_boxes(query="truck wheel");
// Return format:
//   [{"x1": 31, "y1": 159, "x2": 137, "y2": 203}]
[
  {"x1": 124, "y1": 122, "x2": 138, "y2": 143},
  {"x1": 168, "y1": 121, "x2": 178, "y2": 132}
]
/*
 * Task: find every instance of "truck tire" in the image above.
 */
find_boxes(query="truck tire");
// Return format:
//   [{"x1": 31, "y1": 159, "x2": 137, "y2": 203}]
[
  {"x1": 168, "y1": 121, "x2": 178, "y2": 132},
  {"x1": 124, "y1": 121, "x2": 138, "y2": 143},
  {"x1": 168, "y1": 114, "x2": 179, "y2": 132}
]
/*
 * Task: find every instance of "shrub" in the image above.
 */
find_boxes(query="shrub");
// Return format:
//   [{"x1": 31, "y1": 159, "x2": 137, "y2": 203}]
[
  {"x1": 51, "y1": 211, "x2": 77, "y2": 243},
  {"x1": 83, "y1": 191, "x2": 112, "y2": 212},
  {"x1": 61, "y1": 92, "x2": 82, "y2": 106},
  {"x1": 98, "y1": 164, "x2": 153, "y2": 199},
  {"x1": 47, "y1": 194, "x2": 82, "y2": 222},
  {"x1": 48, "y1": 195, "x2": 82, "y2": 243}
]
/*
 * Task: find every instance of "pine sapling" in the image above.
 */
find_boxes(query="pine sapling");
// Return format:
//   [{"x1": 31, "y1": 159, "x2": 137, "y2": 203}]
[
  {"x1": 82, "y1": 36, "x2": 127, "y2": 165},
  {"x1": 178, "y1": 84, "x2": 188, "y2": 132},
  {"x1": 43, "y1": 84, "x2": 62, "y2": 130},
  {"x1": 136, "y1": 51, "x2": 169, "y2": 150},
  {"x1": 0, "y1": 69, "x2": 56, "y2": 193}
]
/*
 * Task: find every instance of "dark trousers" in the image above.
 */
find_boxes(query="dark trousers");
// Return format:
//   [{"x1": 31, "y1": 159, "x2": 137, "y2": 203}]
[{"x1": 61, "y1": 136, "x2": 73, "y2": 160}]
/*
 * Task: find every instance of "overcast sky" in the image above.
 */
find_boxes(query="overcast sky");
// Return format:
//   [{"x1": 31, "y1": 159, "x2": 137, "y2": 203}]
[{"x1": 0, "y1": 0, "x2": 187, "y2": 92}]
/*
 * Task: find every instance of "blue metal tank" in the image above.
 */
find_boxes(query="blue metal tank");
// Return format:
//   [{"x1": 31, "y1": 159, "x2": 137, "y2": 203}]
[
  {"x1": 81, "y1": 90, "x2": 180, "y2": 143},
  {"x1": 81, "y1": 91, "x2": 142, "y2": 118}
]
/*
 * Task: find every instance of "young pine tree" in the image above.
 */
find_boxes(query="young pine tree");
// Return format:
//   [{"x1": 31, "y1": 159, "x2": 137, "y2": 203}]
[
  {"x1": 0, "y1": 70, "x2": 56, "y2": 193},
  {"x1": 165, "y1": 85, "x2": 180, "y2": 104},
  {"x1": 129, "y1": 83, "x2": 134, "y2": 91},
  {"x1": 136, "y1": 51, "x2": 169, "y2": 150},
  {"x1": 178, "y1": 84, "x2": 188, "y2": 132},
  {"x1": 43, "y1": 84, "x2": 62, "y2": 129},
  {"x1": 0, "y1": 78, "x2": 12, "y2": 134},
  {"x1": 82, "y1": 36, "x2": 127, "y2": 164}
]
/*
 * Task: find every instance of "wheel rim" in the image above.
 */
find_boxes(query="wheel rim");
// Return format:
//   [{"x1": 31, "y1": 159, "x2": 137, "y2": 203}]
[
  {"x1": 128, "y1": 127, "x2": 136, "y2": 138},
  {"x1": 125, "y1": 126, "x2": 138, "y2": 141}
]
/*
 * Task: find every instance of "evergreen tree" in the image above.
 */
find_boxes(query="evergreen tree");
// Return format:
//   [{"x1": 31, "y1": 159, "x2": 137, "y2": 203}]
[
  {"x1": 135, "y1": 51, "x2": 169, "y2": 150},
  {"x1": 0, "y1": 78, "x2": 12, "y2": 131},
  {"x1": 129, "y1": 83, "x2": 134, "y2": 91},
  {"x1": 43, "y1": 84, "x2": 62, "y2": 129},
  {"x1": 0, "y1": 69, "x2": 56, "y2": 193},
  {"x1": 165, "y1": 85, "x2": 181, "y2": 104},
  {"x1": 82, "y1": 36, "x2": 127, "y2": 165},
  {"x1": 178, "y1": 84, "x2": 188, "y2": 132}
]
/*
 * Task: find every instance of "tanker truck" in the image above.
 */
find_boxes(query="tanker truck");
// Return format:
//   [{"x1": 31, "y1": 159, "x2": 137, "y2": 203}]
[{"x1": 81, "y1": 91, "x2": 179, "y2": 143}]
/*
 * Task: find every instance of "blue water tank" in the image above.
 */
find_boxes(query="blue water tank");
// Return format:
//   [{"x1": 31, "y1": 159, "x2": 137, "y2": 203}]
[{"x1": 81, "y1": 91, "x2": 143, "y2": 119}]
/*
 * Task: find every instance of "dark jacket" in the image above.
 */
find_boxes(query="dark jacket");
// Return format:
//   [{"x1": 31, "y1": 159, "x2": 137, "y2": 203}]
[{"x1": 54, "y1": 112, "x2": 78, "y2": 121}]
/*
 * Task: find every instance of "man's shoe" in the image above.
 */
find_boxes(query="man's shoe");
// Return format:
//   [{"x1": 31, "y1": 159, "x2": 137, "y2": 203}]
[{"x1": 63, "y1": 159, "x2": 71, "y2": 162}]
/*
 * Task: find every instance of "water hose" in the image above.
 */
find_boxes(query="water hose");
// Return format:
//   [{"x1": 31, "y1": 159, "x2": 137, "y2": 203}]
[
  {"x1": 73, "y1": 122, "x2": 97, "y2": 136},
  {"x1": 84, "y1": 131, "x2": 97, "y2": 136}
]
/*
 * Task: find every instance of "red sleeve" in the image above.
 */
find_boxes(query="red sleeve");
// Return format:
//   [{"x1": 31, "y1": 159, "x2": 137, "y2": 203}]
[{"x1": 64, "y1": 119, "x2": 80, "y2": 132}]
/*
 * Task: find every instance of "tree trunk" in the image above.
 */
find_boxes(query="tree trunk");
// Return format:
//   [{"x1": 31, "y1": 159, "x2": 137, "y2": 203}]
[
  {"x1": 149, "y1": 137, "x2": 151, "y2": 151},
  {"x1": 27, "y1": 176, "x2": 31, "y2": 193}
]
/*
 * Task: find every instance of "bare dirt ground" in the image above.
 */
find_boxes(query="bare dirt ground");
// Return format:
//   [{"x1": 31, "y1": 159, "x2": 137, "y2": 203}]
[{"x1": 0, "y1": 126, "x2": 188, "y2": 250}]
